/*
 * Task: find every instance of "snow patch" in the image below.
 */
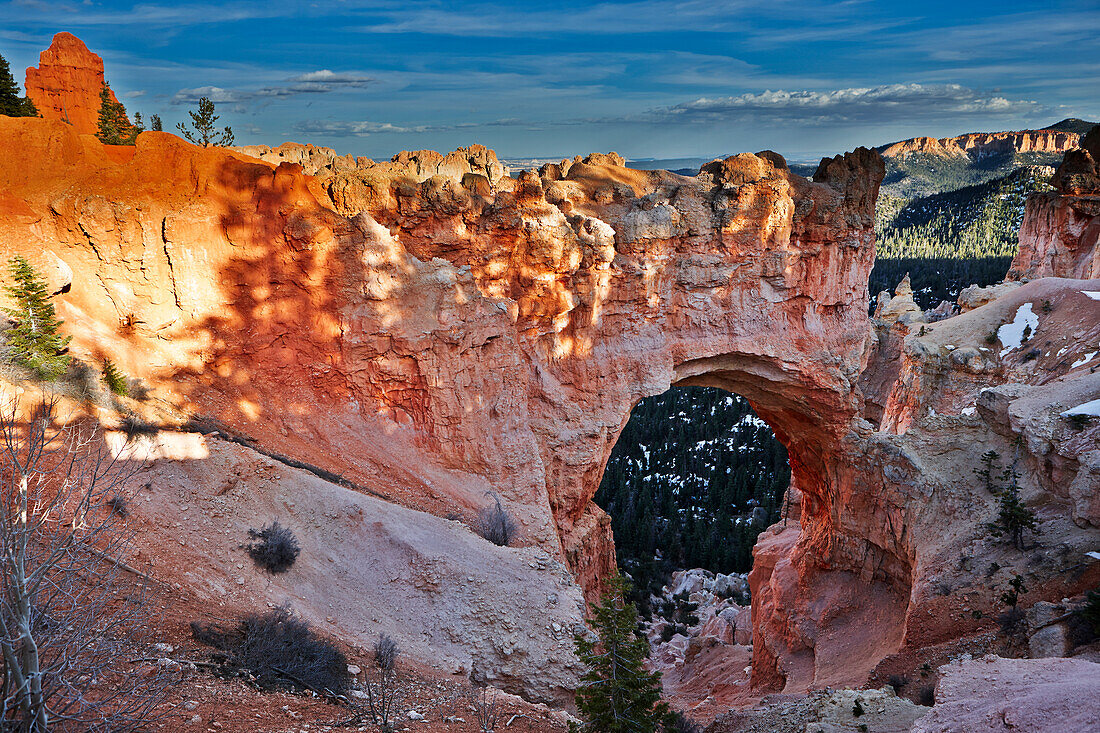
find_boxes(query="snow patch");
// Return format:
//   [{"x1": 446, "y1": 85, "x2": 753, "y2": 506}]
[
  {"x1": 1061, "y1": 399, "x2": 1100, "y2": 417},
  {"x1": 1083, "y1": 291, "x2": 1100, "y2": 301},
  {"x1": 998, "y1": 303, "x2": 1039, "y2": 357},
  {"x1": 961, "y1": 406, "x2": 977, "y2": 416},
  {"x1": 1072, "y1": 351, "x2": 1098, "y2": 369}
]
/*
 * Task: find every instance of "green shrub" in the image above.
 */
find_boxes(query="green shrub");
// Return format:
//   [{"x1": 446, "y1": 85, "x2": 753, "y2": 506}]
[{"x1": 1080, "y1": 586, "x2": 1100, "y2": 638}]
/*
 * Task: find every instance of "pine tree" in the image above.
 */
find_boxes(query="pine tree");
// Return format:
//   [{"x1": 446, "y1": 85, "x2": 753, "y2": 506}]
[
  {"x1": 150, "y1": 114, "x2": 163, "y2": 132},
  {"x1": 95, "y1": 83, "x2": 134, "y2": 145},
  {"x1": 101, "y1": 358, "x2": 129, "y2": 396},
  {"x1": 3, "y1": 256, "x2": 70, "y2": 380},
  {"x1": 989, "y1": 467, "x2": 1038, "y2": 551},
  {"x1": 176, "y1": 96, "x2": 235, "y2": 147},
  {"x1": 0, "y1": 53, "x2": 37, "y2": 118},
  {"x1": 572, "y1": 573, "x2": 672, "y2": 733}
]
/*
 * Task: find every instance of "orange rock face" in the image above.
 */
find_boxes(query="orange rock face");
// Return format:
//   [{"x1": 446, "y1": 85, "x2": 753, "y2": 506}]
[
  {"x1": 1010, "y1": 125, "x2": 1100, "y2": 280},
  {"x1": 881, "y1": 129, "x2": 1080, "y2": 159},
  {"x1": 24, "y1": 32, "x2": 127, "y2": 136},
  {"x1": 0, "y1": 113, "x2": 882, "y2": 601}
]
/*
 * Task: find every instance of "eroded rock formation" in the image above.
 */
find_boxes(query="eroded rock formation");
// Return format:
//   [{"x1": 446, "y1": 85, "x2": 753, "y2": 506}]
[
  {"x1": 0, "y1": 111, "x2": 890, "y2": 691},
  {"x1": 24, "y1": 32, "x2": 128, "y2": 136},
  {"x1": 233, "y1": 142, "x2": 509, "y2": 186},
  {"x1": 1010, "y1": 125, "x2": 1100, "y2": 281}
]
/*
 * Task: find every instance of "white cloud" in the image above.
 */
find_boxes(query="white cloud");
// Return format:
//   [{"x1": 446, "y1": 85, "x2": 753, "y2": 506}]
[
  {"x1": 292, "y1": 117, "x2": 531, "y2": 137},
  {"x1": 171, "y1": 71, "x2": 372, "y2": 105},
  {"x1": 645, "y1": 84, "x2": 1042, "y2": 124},
  {"x1": 294, "y1": 120, "x2": 427, "y2": 136}
]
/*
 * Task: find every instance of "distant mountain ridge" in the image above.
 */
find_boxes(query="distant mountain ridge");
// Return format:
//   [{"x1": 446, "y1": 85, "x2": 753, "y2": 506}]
[{"x1": 878, "y1": 121, "x2": 1090, "y2": 160}]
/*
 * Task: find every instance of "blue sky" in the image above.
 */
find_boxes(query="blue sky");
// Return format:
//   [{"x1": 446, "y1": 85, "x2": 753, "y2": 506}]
[{"x1": 2, "y1": 0, "x2": 1098, "y2": 160}]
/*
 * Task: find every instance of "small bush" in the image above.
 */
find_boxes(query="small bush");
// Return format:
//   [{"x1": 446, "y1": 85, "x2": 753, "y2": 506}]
[
  {"x1": 1078, "y1": 586, "x2": 1100, "y2": 639},
  {"x1": 984, "y1": 330, "x2": 998, "y2": 345},
  {"x1": 475, "y1": 494, "x2": 517, "y2": 547},
  {"x1": 366, "y1": 634, "x2": 403, "y2": 733},
  {"x1": 669, "y1": 712, "x2": 702, "y2": 733},
  {"x1": 191, "y1": 606, "x2": 350, "y2": 695},
  {"x1": 244, "y1": 521, "x2": 300, "y2": 574},
  {"x1": 469, "y1": 683, "x2": 503, "y2": 733},
  {"x1": 852, "y1": 698, "x2": 865, "y2": 717},
  {"x1": 1068, "y1": 413, "x2": 1095, "y2": 431},
  {"x1": 1000, "y1": 574, "x2": 1027, "y2": 608},
  {"x1": 888, "y1": 674, "x2": 908, "y2": 693},
  {"x1": 102, "y1": 358, "x2": 129, "y2": 395},
  {"x1": 917, "y1": 685, "x2": 935, "y2": 706},
  {"x1": 106, "y1": 494, "x2": 129, "y2": 518},
  {"x1": 121, "y1": 413, "x2": 160, "y2": 440}
]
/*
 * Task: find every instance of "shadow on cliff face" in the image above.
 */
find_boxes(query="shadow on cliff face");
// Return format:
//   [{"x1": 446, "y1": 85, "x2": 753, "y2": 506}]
[{"x1": 170, "y1": 158, "x2": 452, "y2": 510}]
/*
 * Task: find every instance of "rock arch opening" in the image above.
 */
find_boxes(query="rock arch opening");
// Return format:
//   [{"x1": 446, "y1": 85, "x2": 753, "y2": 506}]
[
  {"x1": 582, "y1": 345, "x2": 915, "y2": 703},
  {"x1": 594, "y1": 385, "x2": 789, "y2": 608}
]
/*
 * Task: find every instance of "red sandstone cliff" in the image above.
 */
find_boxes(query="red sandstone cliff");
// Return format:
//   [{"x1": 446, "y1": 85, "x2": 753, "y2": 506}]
[
  {"x1": 881, "y1": 128, "x2": 1080, "y2": 159},
  {"x1": 24, "y1": 32, "x2": 128, "y2": 136}
]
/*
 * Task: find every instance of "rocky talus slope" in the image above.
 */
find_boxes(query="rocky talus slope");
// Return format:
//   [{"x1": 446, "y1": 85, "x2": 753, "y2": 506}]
[{"x1": 2, "y1": 41, "x2": 1100, "y2": 722}]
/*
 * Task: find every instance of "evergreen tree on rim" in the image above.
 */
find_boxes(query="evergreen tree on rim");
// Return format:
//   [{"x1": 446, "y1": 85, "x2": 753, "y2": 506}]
[
  {"x1": 3, "y1": 256, "x2": 71, "y2": 380},
  {"x1": 150, "y1": 113, "x2": 163, "y2": 132},
  {"x1": 176, "y1": 96, "x2": 235, "y2": 147},
  {"x1": 571, "y1": 572, "x2": 673, "y2": 733},
  {"x1": 0, "y1": 53, "x2": 38, "y2": 118},
  {"x1": 95, "y1": 83, "x2": 137, "y2": 145}
]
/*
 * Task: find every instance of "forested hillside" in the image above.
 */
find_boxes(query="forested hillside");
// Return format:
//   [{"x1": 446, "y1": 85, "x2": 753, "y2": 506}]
[
  {"x1": 870, "y1": 165, "x2": 1054, "y2": 307},
  {"x1": 594, "y1": 387, "x2": 789, "y2": 602},
  {"x1": 880, "y1": 151, "x2": 1061, "y2": 199}
]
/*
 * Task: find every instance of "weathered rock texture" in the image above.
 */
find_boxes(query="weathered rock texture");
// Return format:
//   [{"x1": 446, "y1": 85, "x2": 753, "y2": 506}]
[
  {"x1": 24, "y1": 32, "x2": 127, "y2": 136},
  {"x1": 880, "y1": 129, "x2": 1080, "y2": 159},
  {"x1": 0, "y1": 112, "x2": 895, "y2": 692},
  {"x1": 1010, "y1": 125, "x2": 1100, "y2": 280},
  {"x1": 234, "y1": 142, "x2": 509, "y2": 185},
  {"x1": 911, "y1": 655, "x2": 1100, "y2": 733}
]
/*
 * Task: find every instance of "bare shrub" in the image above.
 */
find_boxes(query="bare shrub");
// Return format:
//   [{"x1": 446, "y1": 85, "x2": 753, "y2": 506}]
[
  {"x1": 107, "y1": 493, "x2": 129, "y2": 518},
  {"x1": 888, "y1": 674, "x2": 908, "y2": 693},
  {"x1": 243, "y1": 521, "x2": 300, "y2": 573},
  {"x1": 469, "y1": 682, "x2": 503, "y2": 733},
  {"x1": 191, "y1": 605, "x2": 350, "y2": 696},
  {"x1": 917, "y1": 684, "x2": 935, "y2": 706},
  {"x1": 120, "y1": 414, "x2": 159, "y2": 441},
  {"x1": 366, "y1": 634, "x2": 403, "y2": 732},
  {"x1": 0, "y1": 396, "x2": 174, "y2": 730},
  {"x1": 475, "y1": 494, "x2": 517, "y2": 547}
]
